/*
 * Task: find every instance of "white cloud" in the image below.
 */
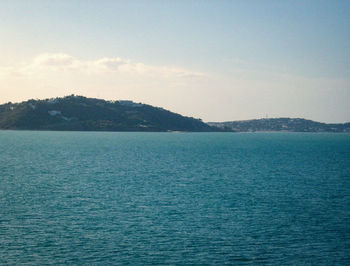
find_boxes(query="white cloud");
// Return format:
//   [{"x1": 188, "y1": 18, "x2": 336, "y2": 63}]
[
  {"x1": 94, "y1": 57, "x2": 129, "y2": 71},
  {"x1": 33, "y1": 53, "x2": 76, "y2": 67},
  {"x1": 0, "y1": 53, "x2": 205, "y2": 79}
]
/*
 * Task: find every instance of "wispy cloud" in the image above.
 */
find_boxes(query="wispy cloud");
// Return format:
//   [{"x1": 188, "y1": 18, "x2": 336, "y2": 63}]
[{"x1": 0, "y1": 53, "x2": 205, "y2": 79}]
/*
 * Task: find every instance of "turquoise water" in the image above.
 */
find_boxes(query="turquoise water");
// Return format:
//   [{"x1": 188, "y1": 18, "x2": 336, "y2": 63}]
[{"x1": 1, "y1": 131, "x2": 350, "y2": 265}]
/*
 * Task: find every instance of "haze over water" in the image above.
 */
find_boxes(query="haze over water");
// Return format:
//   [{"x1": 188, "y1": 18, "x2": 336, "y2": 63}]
[{"x1": 1, "y1": 131, "x2": 350, "y2": 264}]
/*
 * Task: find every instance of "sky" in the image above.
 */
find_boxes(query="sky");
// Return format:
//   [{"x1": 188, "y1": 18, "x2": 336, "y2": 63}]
[{"x1": 0, "y1": 0, "x2": 349, "y2": 123}]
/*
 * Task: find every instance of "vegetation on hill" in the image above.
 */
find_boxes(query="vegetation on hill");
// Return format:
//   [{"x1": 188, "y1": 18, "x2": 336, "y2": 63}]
[
  {"x1": 208, "y1": 118, "x2": 350, "y2": 133},
  {"x1": 1, "y1": 96, "x2": 348, "y2": 133},
  {"x1": 0, "y1": 95, "x2": 215, "y2": 132}
]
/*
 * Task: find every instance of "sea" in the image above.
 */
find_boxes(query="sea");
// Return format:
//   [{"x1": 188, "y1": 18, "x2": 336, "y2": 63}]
[{"x1": 0, "y1": 131, "x2": 350, "y2": 265}]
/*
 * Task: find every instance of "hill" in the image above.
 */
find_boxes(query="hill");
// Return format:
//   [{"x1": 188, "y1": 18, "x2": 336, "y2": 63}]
[
  {"x1": 0, "y1": 95, "x2": 215, "y2": 132},
  {"x1": 208, "y1": 118, "x2": 350, "y2": 133}
]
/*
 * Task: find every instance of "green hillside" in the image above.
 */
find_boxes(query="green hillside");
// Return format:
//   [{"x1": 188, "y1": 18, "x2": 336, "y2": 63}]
[{"x1": 0, "y1": 95, "x2": 215, "y2": 132}]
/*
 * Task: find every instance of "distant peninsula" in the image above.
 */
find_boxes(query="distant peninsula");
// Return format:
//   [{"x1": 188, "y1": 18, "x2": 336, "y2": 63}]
[
  {"x1": 0, "y1": 95, "x2": 349, "y2": 132},
  {"x1": 0, "y1": 95, "x2": 214, "y2": 132},
  {"x1": 208, "y1": 118, "x2": 350, "y2": 133}
]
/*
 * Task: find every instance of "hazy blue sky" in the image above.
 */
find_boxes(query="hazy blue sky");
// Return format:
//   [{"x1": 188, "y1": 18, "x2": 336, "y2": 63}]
[{"x1": 1, "y1": 0, "x2": 349, "y2": 122}]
